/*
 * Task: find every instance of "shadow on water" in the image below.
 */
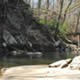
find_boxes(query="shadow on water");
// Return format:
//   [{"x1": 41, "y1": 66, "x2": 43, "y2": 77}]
[
  {"x1": 0, "y1": 51, "x2": 80, "y2": 69},
  {"x1": 0, "y1": 58, "x2": 54, "y2": 69}
]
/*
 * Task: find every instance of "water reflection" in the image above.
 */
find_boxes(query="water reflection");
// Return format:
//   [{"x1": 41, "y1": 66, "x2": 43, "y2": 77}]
[
  {"x1": 0, "y1": 58, "x2": 54, "y2": 69},
  {"x1": 0, "y1": 51, "x2": 80, "y2": 69}
]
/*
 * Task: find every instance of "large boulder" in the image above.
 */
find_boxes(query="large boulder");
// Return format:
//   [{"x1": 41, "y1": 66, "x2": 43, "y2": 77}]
[
  {"x1": 68, "y1": 56, "x2": 80, "y2": 70},
  {"x1": 0, "y1": 0, "x2": 57, "y2": 55}
]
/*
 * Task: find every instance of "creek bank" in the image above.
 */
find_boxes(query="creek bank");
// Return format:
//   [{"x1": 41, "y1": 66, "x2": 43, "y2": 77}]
[
  {"x1": 49, "y1": 56, "x2": 80, "y2": 70},
  {"x1": 1, "y1": 56, "x2": 80, "y2": 80}
]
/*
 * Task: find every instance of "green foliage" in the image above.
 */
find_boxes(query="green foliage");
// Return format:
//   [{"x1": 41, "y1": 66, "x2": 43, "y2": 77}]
[
  {"x1": 39, "y1": 17, "x2": 48, "y2": 24},
  {"x1": 59, "y1": 22, "x2": 72, "y2": 35},
  {"x1": 48, "y1": 19, "x2": 56, "y2": 27},
  {"x1": 40, "y1": 19, "x2": 56, "y2": 30},
  {"x1": 39, "y1": 18, "x2": 72, "y2": 36}
]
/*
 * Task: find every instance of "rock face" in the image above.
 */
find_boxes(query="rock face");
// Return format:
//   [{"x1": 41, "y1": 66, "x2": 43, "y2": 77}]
[
  {"x1": 0, "y1": 0, "x2": 68, "y2": 57},
  {"x1": 0, "y1": 0, "x2": 57, "y2": 57}
]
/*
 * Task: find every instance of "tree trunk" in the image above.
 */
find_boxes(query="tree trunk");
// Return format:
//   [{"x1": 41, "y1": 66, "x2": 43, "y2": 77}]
[
  {"x1": 78, "y1": 35, "x2": 80, "y2": 47},
  {"x1": 75, "y1": 13, "x2": 80, "y2": 34},
  {"x1": 44, "y1": 0, "x2": 49, "y2": 24},
  {"x1": 63, "y1": 0, "x2": 73, "y2": 24},
  {"x1": 55, "y1": 0, "x2": 64, "y2": 33},
  {"x1": 46, "y1": 0, "x2": 49, "y2": 10},
  {"x1": 37, "y1": 0, "x2": 41, "y2": 16},
  {"x1": 52, "y1": 0, "x2": 54, "y2": 9},
  {"x1": 32, "y1": 0, "x2": 34, "y2": 9}
]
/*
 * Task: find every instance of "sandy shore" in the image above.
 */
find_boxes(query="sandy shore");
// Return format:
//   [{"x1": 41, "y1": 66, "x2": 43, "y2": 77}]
[{"x1": 1, "y1": 65, "x2": 80, "y2": 80}]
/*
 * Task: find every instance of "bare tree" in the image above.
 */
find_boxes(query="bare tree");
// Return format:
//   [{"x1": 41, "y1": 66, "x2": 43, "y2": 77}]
[
  {"x1": 52, "y1": 0, "x2": 54, "y2": 9},
  {"x1": 75, "y1": 12, "x2": 80, "y2": 33},
  {"x1": 37, "y1": 0, "x2": 41, "y2": 16},
  {"x1": 29, "y1": 0, "x2": 31, "y2": 5},
  {"x1": 32, "y1": 0, "x2": 34, "y2": 9},
  {"x1": 63, "y1": 0, "x2": 73, "y2": 24},
  {"x1": 46, "y1": 0, "x2": 49, "y2": 10},
  {"x1": 55, "y1": 0, "x2": 64, "y2": 33},
  {"x1": 75, "y1": 13, "x2": 80, "y2": 47}
]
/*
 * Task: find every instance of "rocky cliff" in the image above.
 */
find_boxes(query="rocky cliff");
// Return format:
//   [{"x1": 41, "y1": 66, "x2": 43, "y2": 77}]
[{"x1": 0, "y1": 0, "x2": 66, "y2": 57}]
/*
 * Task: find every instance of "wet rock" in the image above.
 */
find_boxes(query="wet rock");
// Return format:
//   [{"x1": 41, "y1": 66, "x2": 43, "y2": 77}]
[
  {"x1": 68, "y1": 56, "x2": 80, "y2": 70},
  {"x1": 71, "y1": 56, "x2": 80, "y2": 64},
  {"x1": 3, "y1": 30, "x2": 17, "y2": 45},
  {"x1": 49, "y1": 56, "x2": 80, "y2": 70},
  {"x1": 48, "y1": 58, "x2": 72, "y2": 68}
]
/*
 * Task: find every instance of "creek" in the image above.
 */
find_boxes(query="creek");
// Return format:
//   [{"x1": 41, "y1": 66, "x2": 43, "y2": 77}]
[{"x1": 0, "y1": 51, "x2": 80, "y2": 69}]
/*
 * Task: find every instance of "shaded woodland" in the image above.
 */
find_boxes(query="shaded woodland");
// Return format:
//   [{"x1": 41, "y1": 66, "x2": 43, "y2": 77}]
[{"x1": 26, "y1": 0, "x2": 80, "y2": 46}]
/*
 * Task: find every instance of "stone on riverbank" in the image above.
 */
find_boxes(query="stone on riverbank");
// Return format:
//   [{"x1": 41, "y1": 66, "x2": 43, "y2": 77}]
[
  {"x1": 68, "y1": 56, "x2": 80, "y2": 70},
  {"x1": 48, "y1": 58, "x2": 72, "y2": 68},
  {"x1": 49, "y1": 56, "x2": 80, "y2": 70}
]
